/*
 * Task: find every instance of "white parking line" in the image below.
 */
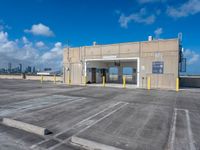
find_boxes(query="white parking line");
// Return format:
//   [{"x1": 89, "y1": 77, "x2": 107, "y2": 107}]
[
  {"x1": 30, "y1": 139, "x2": 49, "y2": 149},
  {"x1": 27, "y1": 97, "x2": 86, "y2": 114},
  {"x1": 30, "y1": 101, "x2": 128, "y2": 150},
  {"x1": 72, "y1": 102, "x2": 128, "y2": 137},
  {"x1": 1, "y1": 97, "x2": 86, "y2": 119},
  {"x1": 169, "y1": 108, "x2": 177, "y2": 150},
  {"x1": 54, "y1": 101, "x2": 125, "y2": 137},
  {"x1": 49, "y1": 102, "x2": 128, "y2": 150},
  {"x1": 168, "y1": 108, "x2": 196, "y2": 150},
  {"x1": 185, "y1": 109, "x2": 196, "y2": 150}
]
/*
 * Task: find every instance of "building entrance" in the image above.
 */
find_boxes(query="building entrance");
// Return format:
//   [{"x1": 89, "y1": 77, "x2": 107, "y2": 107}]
[{"x1": 85, "y1": 58, "x2": 139, "y2": 87}]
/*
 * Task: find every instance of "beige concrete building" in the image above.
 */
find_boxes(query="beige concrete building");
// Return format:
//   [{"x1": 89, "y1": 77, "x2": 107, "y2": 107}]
[{"x1": 63, "y1": 37, "x2": 181, "y2": 89}]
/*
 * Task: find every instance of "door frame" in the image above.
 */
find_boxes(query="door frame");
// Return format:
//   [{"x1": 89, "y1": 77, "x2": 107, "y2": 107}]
[{"x1": 84, "y1": 57, "x2": 140, "y2": 87}]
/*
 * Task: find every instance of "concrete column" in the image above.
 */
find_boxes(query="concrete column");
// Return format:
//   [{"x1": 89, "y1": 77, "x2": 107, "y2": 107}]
[
  {"x1": 132, "y1": 68, "x2": 137, "y2": 84},
  {"x1": 118, "y1": 66, "x2": 123, "y2": 83}
]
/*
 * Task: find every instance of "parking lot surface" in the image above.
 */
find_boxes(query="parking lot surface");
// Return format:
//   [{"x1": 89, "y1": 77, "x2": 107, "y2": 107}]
[{"x1": 0, "y1": 79, "x2": 200, "y2": 150}]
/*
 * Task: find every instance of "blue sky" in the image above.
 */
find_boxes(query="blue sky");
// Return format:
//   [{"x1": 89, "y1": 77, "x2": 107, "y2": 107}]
[{"x1": 0, "y1": 0, "x2": 200, "y2": 74}]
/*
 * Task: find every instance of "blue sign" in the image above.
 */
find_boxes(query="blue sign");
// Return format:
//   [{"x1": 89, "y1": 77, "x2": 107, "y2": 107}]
[{"x1": 152, "y1": 61, "x2": 164, "y2": 74}]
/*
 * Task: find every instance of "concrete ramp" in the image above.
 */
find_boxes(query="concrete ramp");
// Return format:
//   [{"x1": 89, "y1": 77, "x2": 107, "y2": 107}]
[
  {"x1": 71, "y1": 136, "x2": 123, "y2": 150},
  {"x1": 2, "y1": 118, "x2": 51, "y2": 136}
]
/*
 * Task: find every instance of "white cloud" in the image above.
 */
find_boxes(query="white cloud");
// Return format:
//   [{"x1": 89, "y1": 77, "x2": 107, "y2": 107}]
[
  {"x1": 184, "y1": 49, "x2": 200, "y2": 65},
  {"x1": 0, "y1": 31, "x2": 8, "y2": 43},
  {"x1": 154, "y1": 27, "x2": 163, "y2": 39},
  {"x1": 0, "y1": 20, "x2": 11, "y2": 31},
  {"x1": 24, "y1": 23, "x2": 54, "y2": 37},
  {"x1": 118, "y1": 8, "x2": 156, "y2": 28},
  {"x1": 0, "y1": 31, "x2": 62, "y2": 70},
  {"x1": 0, "y1": 41, "x2": 16, "y2": 53},
  {"x1": 41, "y1": 42, "x2": 63, "y2": 68},
  {"x1": 0, "y1": 32, "x2": 39, "y2": 64},
  {"x1": 42, "y1": 42, "x2": 62, "y2": 61},
  {"x1": 167, "y1": 0, "x2": 200, "y2": 18},
  {"x1": 35, "y1": 41, "x2": 45, "y2": 48},
  {"x1": 22, "y1": 36, "x2": 30, "y2": 44}
]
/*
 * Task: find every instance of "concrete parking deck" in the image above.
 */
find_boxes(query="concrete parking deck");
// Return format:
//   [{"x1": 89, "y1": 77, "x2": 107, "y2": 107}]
[{"x1": 0, "y1": 79, "x2": 200, "y2": 150}]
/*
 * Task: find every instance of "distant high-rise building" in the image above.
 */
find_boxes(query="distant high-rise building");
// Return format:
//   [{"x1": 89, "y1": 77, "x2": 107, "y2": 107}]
[
  {"x1": 44, "y1": 68, "x2": 52, "y2": 71},
  {"x1": 33, "y1": 67, "x2": 36, "y2": 73},
  {"x1": 19, "y1": 64, "x2": 22, "y2": 73},
  {"x1": 0, "y1": 68, "x2": 6, "y2": 73},
  {"x1": 25, "y1": 66, "x2": 32, "y2": 73},
  {"x1": 8, "y1": 63, "x2": 12, "y2": 73}
]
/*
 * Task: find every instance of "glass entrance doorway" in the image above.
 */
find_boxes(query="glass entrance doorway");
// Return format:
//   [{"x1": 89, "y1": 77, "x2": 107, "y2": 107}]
[{"x1": 85, "y1": 58, "x2": 139, "y2": 87}]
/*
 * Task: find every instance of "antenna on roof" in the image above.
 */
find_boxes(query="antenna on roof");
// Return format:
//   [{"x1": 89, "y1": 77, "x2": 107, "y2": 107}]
[
  {"x1": 178, "y1": 32, "x2": 182, "y2": 44},
  {"x1": 93, "y1": 41, "x2": 97, "y2": 46}
]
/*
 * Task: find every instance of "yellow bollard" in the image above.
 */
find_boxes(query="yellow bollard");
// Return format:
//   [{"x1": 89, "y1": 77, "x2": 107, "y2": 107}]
[
  {"x1": 54, "y1": 75, "x2": 56, "y2": 84},
  {"x1": 68, "y1": 77, "x2": 71, "y2": 86},
  {"x1": 41, "y1": 75, "x2": 43, "y2": 84},
  {"x1": 147, "y1": 77, "x2": 151, "y2": 90},
  {"x1": 102, "y1": 76, "x2": 105, "y2": 87},
  {"x1": 176, "y1": 78, "x2": 179, "y2": 92},
  {"x1": 123, "y1": 76, "x2": 126, "y2": 88},
  {"x1": 82, "y1": 76, "x2": 87, "y2": 86}
]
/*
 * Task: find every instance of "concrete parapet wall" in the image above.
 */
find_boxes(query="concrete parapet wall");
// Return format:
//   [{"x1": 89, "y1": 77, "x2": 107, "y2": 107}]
[
  {"x1": 0, "y1": 74, "x2": 62, "y2": 82},
  {"x1": 180, "y1": 76, "x2": 200, "y2": 88},
  {"x1": 0, "y1": 74, "x2": 22, "y2": 79},
  {"x1": 26, "y1": 75, "x2": 62, "y2": 82}
]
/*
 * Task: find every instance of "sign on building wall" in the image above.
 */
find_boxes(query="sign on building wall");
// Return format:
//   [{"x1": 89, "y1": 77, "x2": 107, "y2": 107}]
[
  {"x1": 103, "y1": 56, "x2": 117, "y2": 59},
  {"x1": 152, "y1": 61, "x2": 164, "y2": 74}
]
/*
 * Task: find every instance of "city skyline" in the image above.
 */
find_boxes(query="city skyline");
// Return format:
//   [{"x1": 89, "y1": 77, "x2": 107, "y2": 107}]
[{"x1": 0, "y1": 63, "x2": 39, "y2": 74}]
